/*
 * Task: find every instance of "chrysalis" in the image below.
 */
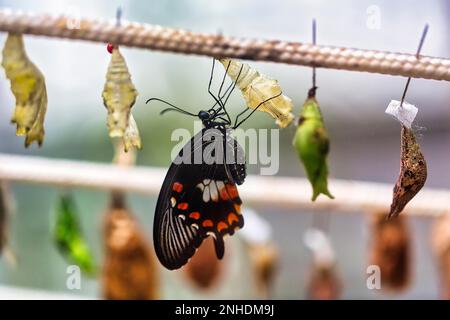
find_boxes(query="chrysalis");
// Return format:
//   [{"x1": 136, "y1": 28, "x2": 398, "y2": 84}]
[
  {"x1": 369, "y1": 211, "x2": 411, "y2": 291},
  {"x1": 123, "y1": 113, "x2": 142, "y2": 152},
  {"x1": 304, "y1": 228, "x2": 341, "y2": 300},
  {"x1": 220, "y1": 58, "x2": 294, "y2": 128},
  {"x1": 306, "y1": 263, "x2": 342, "y2": 300},
  {"x1": 389, "y1": 126, "x2": 427, "y2": 218},
  {"x1": 248, "y1": 243, "x2": 278, "y2": 299},
  {"x1": 102, "y1": 192, "x2": 158, "y2": 300},
  {"x1": 1, "y1": 33, "x2": 48, "y2": 146},
  {"x1": 53, "y1": 194, "x2": 96, "y2": 275},
  {"x1": 0, "y1": 182, "x2": 9, "y2": 258},
  {"x1": 24, "y1": 89, "x2": 47, "y2": 147},
  {"x1": 431, "y1": 212, "x2": 450, "y2": 300},
  {"x1": 102, "y1": 47, "x2": 138, "y2": 140},
  {"x1": 0, "y1": 182, "x2": 16, "y2": 266},
  {"x1": 183, "y1": 237, "x2": 223, "y2": 290},
  {"x1": 293, "y1": 89, "x2": 333, "y2": 201}
]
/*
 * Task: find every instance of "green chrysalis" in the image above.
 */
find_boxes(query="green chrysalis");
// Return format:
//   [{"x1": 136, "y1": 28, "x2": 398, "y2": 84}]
[
  {"x1": 53, "y1": 193, "x2": 96, "y2": 276},
  {"x1": 293, "y1": 88, "x2": 333, "y2": 201}
]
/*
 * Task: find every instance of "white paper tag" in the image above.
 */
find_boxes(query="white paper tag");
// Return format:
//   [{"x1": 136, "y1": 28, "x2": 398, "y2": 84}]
[
  {"x1": 239, "y1": 208, "x2": 272, "y2": 244},
  {"x1": 385, "y1": 100, "x2": 418, "y2": 128}
]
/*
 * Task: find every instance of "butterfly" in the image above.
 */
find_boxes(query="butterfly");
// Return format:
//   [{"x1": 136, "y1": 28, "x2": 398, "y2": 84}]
[{"x1": 147, "y1": 59, "x2": 281, "y2": 270}]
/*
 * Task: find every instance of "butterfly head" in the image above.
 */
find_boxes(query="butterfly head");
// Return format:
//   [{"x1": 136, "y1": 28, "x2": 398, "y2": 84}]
[{"x1": 198, "y1": 110, "x2": 210, "y2": 121}]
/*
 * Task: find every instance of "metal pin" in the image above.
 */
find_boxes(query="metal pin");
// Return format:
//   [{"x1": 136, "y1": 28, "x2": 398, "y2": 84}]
[
  {"x1": 312, "y1": 19, "x2": 317, "y2": 89},
  {"x1": 116, "y1": 6, "x2": 122, "y2": 27},
  {"x1": 400, "y1": 24, "x2": 429, "y2": 107}
]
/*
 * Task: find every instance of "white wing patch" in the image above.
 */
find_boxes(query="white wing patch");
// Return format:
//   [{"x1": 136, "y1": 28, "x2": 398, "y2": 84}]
[{"x1": 196, "y1": 179, "x2": 225, "y2": 203}]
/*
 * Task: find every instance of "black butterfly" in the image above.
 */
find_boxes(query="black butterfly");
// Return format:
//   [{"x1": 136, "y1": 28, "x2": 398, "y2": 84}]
[{"x1": 146, "y1": 59, "x2": 281, "y2": 270}]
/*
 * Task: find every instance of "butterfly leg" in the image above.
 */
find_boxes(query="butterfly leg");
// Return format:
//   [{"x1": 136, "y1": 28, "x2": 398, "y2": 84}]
[{"x1": 208, "y1": 59, "x2": 225, "y2": 114}]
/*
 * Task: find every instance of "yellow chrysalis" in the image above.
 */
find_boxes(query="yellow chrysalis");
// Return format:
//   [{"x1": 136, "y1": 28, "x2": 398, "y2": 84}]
[
  {"x1": 24, "y1": 89, "x2": 47, "y2": 147},
  {"x1": 1, "y1": 33, "x2": 48, "y2": 146},
  {"x1": 102, "y1": 47, "x2": 138, "y2": 138},
  {"x1": 123, "y1": 113, "x2": 142, "y2": 152},
  {"x1": 220, "y1": 58, "x2": 294, "y2": 128}
]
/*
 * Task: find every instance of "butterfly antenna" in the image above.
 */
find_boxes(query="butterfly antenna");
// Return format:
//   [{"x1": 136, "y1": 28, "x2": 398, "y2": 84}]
[{"x1": 146, "y1": 98, "x2": 197, "y2": 117}]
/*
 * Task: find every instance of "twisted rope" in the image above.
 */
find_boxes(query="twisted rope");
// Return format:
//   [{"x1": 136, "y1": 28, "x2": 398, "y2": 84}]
[{"x1": 0, "y1": 9, "x2": 448, "y2": 81}]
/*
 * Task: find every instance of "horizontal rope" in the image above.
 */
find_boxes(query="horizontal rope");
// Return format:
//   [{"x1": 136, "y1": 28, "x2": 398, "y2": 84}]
[
  {"x1": 0, "y1": 153, "x2": 447, "y2": 217},
  {"x1": 0, "y1": 9, "x2": 449, "y2": 81}
]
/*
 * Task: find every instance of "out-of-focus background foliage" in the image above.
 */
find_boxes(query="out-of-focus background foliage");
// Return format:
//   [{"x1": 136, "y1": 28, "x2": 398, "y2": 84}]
[{"x1": 0, "y1": 0, "x2": 449, "y2": 299}]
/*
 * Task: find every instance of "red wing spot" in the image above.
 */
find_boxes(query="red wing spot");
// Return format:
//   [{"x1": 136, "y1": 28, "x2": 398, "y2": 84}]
[
  {"x1": 234, "y1": 204, "x2": 241, "y2": 213},
  {"x1": 172, "y1": 182, "x2": 183, "y2": 193},
  {"x1": 177, "y1": 202, "x2": 188, "y2": 210},
  {"x1": 219, "y1": 187, "x2": 230, "y2": 200},
  {"x1": 189, "y1": 212, "x2": 200, "y2": 220},
  {"x1": 217, "y1": 221, "x2": 228, "y2": 232},
  {"x1": 226, "y1": 184, "x2": 239, "y2": 199},
  {"x1": 202, "y1": 220, "x2": 214, "y2": 228},
  {"x1": 228, "y1": 213, "x2": 239, "y2": 225}
]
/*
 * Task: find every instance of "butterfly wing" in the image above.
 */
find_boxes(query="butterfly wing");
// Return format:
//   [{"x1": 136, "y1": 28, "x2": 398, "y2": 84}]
[{"x1": 154, "y1": 128, "x2": 245, "y2": 270}]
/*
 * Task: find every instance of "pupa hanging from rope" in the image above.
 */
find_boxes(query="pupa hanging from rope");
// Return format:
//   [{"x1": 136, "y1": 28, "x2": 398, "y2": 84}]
[
  {"x1": 293, "y1": 88, "x2": 333, "y2": 201},
  {"x1": 369, "y1": 211, "x2": 411, "y2": 291},
  {"x1": 183, "y1": 236, "x2": 223, "y2": 290},
  {"x1": 0, "y1": 182, "x2": 17, "y2": 266},
  {"x1": 387, "y1": 123, "x2": 427, "y2": 218},
  {"x1": 102, "y1": 42, "x2": 141, "y2": 152},
  {"x1": 1, "y1": 33, "x2": 48, "y2": 147},
  {"x1": 240, "y1": 208, "x2": 279, "y2": 299},
  {"x1": 293, "y1": 21, "x2": 333, "y2": 201},
  {"x1": 219, "y1": 58, "x2": 294, "y2": 128},
  {"x1": 102, "y1": 191, "x2": 159, "y2": 300},
  {"x1": 385, "y1": 25, "x2": 429, "y2": 219},
  {"x1": 431, "y1": 212, "x2": 450, "y2": 300},
  {"x1": 53, "y1": 193, "x2": 96, "y2": 276},
  {"x1": 304, "y1": 228, "x2": 341, "y2": 300}
]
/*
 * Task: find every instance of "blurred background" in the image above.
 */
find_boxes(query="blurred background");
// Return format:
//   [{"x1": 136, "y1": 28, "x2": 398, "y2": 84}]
[{"x1": 0, "y1": 0, "x2": 449, "y2": 299}]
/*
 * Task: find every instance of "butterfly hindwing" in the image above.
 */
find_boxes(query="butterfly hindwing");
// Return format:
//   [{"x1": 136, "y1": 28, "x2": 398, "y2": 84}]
[{"x1": 154, "y1": 128, "x2": 246, "y2": 270}]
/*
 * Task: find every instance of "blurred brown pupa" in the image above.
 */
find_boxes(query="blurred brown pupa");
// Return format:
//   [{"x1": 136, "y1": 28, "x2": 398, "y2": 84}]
[
  {"x1": 306, "y1": 263, "x2": 342, "y2": 300},
  {"x1": 0, "y1": 182, "x2": 16, "y2": 265},
  {"x1": 102, "y1": 192, "x2": 159, "y2": 300},
  {"x1": 370, "y1": 212, "x2": 411, "y2": 291},
  {"x1": 248, "y1": 243, "x2": 278, "y2": 299},
  {"x1": 0, "y1": 182, "x2": 8, "y2": 256},
  {"x1": 183, "y1": 236, "x2": 223, "y2": 290},
  {"x1": 389, "y1": 126, "x2": 427, "y2": 218},
  {"x1": 431, "y1": 212, "x2": 450, "y2": 300}
]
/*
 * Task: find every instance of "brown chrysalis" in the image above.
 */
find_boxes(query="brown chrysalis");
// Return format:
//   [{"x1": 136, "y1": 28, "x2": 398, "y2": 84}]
[
  {"x1": 370, "y1": 211, "x2": 411, "y2": 291},
  {"x1": 248, "y1": 243, "x2": 278, "y2": 299},
  {"x1": 0, "y1": 182, "x2": 16, "y2": 265},
  {"x1": 304, "y1": 229, "x2": 341, "y2": 300},
  {"x1": 431, "y1": 212, "x2": 450, "y2": 300},
  {"x1": 183, "y1": 236, "x2": 223, "y2": 290},
  {"x1": 389, "y1": 126, "x2": 427, "y2": 218},
  {"x1": 306, "y1": 263, "x2": 342, "y2": 300},
  {"x1": 102, "y1": 192, "x2": 159, "y2": 300},
  {"x1": 0, "y1": 182, "x2": 8, "y2": 256}
]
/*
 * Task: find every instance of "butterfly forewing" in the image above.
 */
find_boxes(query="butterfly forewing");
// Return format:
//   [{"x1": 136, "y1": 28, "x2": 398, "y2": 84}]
[{"x1": 154, "y1": 128, "x2": 246, "y2": 270}]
